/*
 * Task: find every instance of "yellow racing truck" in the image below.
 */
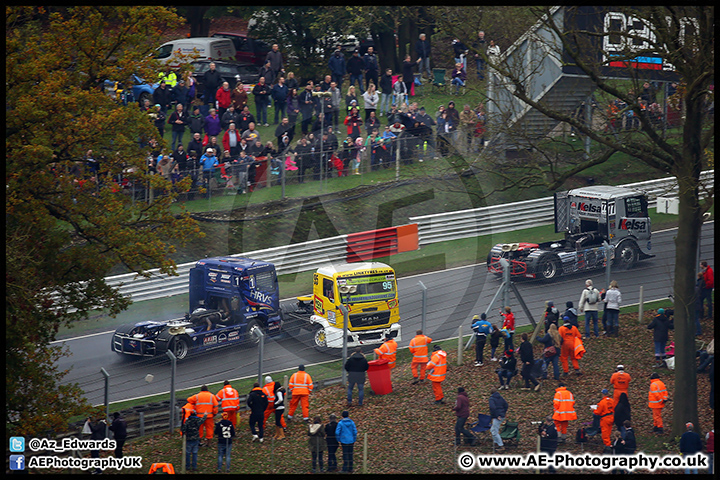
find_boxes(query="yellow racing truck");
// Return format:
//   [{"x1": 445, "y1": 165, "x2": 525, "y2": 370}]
[{"x1": 282, "y1": 262, "x2": 401, "y2": 351}]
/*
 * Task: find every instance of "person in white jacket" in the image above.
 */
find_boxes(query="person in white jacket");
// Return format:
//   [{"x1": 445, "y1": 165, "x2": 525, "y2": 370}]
[
  {"x1": 603, "y1": 280, "x2": 622, "y2": 337},
  {"x1": 578, "y1": 279, "x2": 601, "y2": 339},
  {"x1": 362, "y1": 83, "x2": 379, "y2": 122}
]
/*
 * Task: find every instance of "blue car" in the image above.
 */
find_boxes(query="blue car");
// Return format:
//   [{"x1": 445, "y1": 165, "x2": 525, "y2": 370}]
[{"x1": 104, "y1": 74, "x2": 157, "y2": 106}]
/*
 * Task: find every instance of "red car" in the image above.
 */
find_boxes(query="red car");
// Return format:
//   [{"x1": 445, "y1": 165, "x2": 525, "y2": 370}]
[{"x1": 211, "y1": 32, "x2": 271, "y2": 66}]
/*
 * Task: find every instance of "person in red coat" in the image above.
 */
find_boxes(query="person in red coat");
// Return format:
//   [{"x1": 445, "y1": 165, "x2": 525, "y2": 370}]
[
  {"x1": 222, "y1": 123, "x2": 242, "y2": 157},
  {"x1": 216, "y1": 81, "x2": 233, "y2": 119},
  {"x1": 700, "y1": 261, "x2": 714, "y2": 320}
]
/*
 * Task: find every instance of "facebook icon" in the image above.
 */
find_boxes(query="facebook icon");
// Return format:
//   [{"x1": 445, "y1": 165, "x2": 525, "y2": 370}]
[{"x1": 10, "y1": 454, "x2": 25, "y2": 471}]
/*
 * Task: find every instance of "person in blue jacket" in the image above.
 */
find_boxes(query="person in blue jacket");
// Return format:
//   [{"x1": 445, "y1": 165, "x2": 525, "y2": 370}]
[
  {"x1": 335, "y1": 410, "x2": 357, "y2": 473},
  {"x1": 199, "y1": 147, "x2": 219, "y2": 197},
  {"x1": 471, "y1": 313, "x2": 492, "y2": 366}
]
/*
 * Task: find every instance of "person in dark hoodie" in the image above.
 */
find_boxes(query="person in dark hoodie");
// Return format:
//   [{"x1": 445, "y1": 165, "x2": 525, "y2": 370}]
[
  {"x1": 647, "y1": 308, "x2": 674, "y2": 367},
  {"x1": 325, "y1": 414, "x2": 340, "y2": 472},
  {"x1": 328, "y1": 46, "x2": 346, "y2": 89},
  {"x1": 109, "y1": 412, "x2": 127, "y2": 458},
  {"x1": 519, "y1": 332, "x2": 541, "y2": 391},
  {"x1": 614, "y1": 392, "x2": 632, "y2": 438},
  {"x1": 452, "y1": 387, "x2": 476, "y2": 446},
  {"x1": 544, "y1": 301, "x2": 560, "y2": 330},
  {"x1": 538, "y1": 415, "x2": 558, "y2": 473},
  {"x1": 488, "y1": 387, "x2": 509, "y2": 451},
  {"x1": 188, "y1": 107, "x2": 205, "y2": 136},
  {"x1": 563, "y1": 301, "x2": 579, "y2": 328},
  {"x1": 344, "y1": 347, "x2": 369, "y2": 406},
  {"x1": 87, "y1": 416, "x2": 106, "y2": 474},
  {"x1": 247, "y1": 382, "x2": 269, "y2": 443}
]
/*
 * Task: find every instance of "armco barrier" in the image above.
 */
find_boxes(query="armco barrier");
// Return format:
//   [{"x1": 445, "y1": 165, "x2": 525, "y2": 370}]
[{"x1": 61, "y1": 172, "x2": 712, "y2": 306}]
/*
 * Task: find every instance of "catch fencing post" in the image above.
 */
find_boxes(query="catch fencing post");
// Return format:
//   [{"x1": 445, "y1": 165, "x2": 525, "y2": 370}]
[
  {"x1": 603, "y1": 241, "x2": 612, "y2": 288},
  {"x1": 257, "y1": 329, "x2": 266, "y2": 386},
  {"x1": 418, "y1": 281, "x2": 427, "y2": 333},
  {"x1": 101, "y1": 368, "x2": 110, "y2": 438},
  {"x1": 457, "y1": 326, "x2": 463, "y2": 365},
  {"x1": 340, "y1": 305, "x2": 349, "y2": 385},
  {"x1": 139, "y1": 411, "x2": 145, "y2": 437},
  {"x1": 166, "y1": 350, "x2": 177, "y2": 433},
  {"x1": 638, "y1": 286, "x2": 644, "y2": 325}
]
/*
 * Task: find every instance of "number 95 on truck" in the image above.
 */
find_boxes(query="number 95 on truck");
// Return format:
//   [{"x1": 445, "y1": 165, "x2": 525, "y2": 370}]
[{"x1": 282, "y1": 262, "x2": 401, "y2": 352}]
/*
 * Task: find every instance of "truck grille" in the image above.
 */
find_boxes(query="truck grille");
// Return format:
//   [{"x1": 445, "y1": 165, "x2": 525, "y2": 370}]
[{"x1": 349, "y1": 311, "x2": 391, "y2": 329}]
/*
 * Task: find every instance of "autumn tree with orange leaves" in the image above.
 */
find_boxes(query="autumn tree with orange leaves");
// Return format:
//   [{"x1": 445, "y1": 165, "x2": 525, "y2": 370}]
[{"x1": 6, "y1": 6, "x2": 203, "y2": 437}]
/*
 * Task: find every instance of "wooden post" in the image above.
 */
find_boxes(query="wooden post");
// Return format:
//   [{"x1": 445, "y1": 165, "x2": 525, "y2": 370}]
[
  {"x1": 363, "y1": 432, "x2": 368, "y2": 473},
  {"x1": 638, "y1": 286, "x2": 644, "y2": 324}
]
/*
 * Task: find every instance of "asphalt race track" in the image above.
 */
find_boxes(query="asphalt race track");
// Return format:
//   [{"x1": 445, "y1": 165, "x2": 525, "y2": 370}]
[{"x1": 56, "y1": 223, "x2": 714, "y2": 405}]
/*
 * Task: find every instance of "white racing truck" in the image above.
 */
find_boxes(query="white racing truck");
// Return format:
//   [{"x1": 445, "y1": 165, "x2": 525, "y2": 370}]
[{"x1": 488, "y1": 185, "x2": 654, "y2": 280}]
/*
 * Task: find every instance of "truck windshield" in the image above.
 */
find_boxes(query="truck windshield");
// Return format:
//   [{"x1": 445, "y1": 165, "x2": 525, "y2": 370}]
[
  {"x1": 337, "y1": 273, "x2": 396, "y2": 304},
  {"x1": 253, "y1": 270, "x2": 277, "y2": 292}
]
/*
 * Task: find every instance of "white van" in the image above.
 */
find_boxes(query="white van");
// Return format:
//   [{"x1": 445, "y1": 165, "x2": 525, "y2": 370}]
[{"x1": 155, "y1": 38, "x2": 237, "y2": 66}]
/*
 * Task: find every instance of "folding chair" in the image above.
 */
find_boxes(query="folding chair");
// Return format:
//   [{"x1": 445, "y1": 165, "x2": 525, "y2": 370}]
[
  {"x1": 499, "y1": 420, "x2": 520, "y2": 447},
  {"x1": 431, "y1": 68, "x2": 447, "y2": 94},
  {"x1": 469, "y1": 413, "x2": 492, "y2": 444}
]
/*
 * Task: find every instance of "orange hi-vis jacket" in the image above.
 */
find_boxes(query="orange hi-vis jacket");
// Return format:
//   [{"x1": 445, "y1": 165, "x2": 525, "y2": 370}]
[
  {"x1": 181, "y1": 403, "x2": 195, "y2": 419},
  {"x1": 263, "y1": 381, "x2": 278, "y2": 404},
  {"x1": 559, "y1": 324, "x2": 581, "y2": 347},
  {"x1": 409, "y1": 334, "x2": 432, "y2": 363},
  {"x1": 216, "y1": 385, "x2": 240, "y2": 412},
  {"x1": 595, "y1": 395, "x2": 615, "y2": 419},
  {"x1": 289, "y1": 371, "x2": 313, "y2": 395},
  {"x1": 553, "y1": 387, "x2": 577, "y2": 421},
  {"x1": 374, "y1": 339, "x2": 398, "y2": 368},
  {"x1": 610, "y1": 371, "x2": 631, "y2": 393},
  {"x1": 426, "y1": 349, "x2": 447, "y2": 382},
  {"x1": 648, "y1": 379, "x2": 668, "y2": 409},
  {"x1": 148, "y1": 463, "x2": 175, "y2": 474},
  {"x1": 187, "y1": 390, "x2": 219, "y2": 416},
  {"x1": 573, "y1": 339, "x2": 586, "y2": 360}
]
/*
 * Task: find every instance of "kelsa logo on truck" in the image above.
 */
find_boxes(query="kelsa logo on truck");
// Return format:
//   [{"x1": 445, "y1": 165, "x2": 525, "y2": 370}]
[
  {"x1": 571, "y1": 201, "x2": 602, "y2": 214},
  {"x1": 620, "y1": 219, "x2": 647, "y2": 231}
]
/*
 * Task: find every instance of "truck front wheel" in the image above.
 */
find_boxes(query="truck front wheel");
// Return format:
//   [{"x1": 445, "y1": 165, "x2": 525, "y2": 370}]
[
  {"x1": 313, "y1": 325, "x2": 329, "y2": 352},
  {"x1": 171, "y1": 336, "x2": 190, "y2": 360},
  {"x1": 538, "y1": 256, "x2": 561, "y2": 281},
  {"x1": 614, "y1": 240, "x2": 639, "y2": 269},
  {"x1": 245, "y1": 319, "x2": 263, "y2": 346}
]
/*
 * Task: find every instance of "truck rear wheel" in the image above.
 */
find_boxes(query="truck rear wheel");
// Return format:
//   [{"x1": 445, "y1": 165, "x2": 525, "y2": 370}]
[{"x1": 614, "y1": 240, "x2": 639, "y2": 269}]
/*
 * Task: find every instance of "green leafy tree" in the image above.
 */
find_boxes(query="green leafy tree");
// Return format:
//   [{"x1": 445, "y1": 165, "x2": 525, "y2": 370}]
[{"x1": 6, "y1": 6, "x2": 203, "y2": 437}]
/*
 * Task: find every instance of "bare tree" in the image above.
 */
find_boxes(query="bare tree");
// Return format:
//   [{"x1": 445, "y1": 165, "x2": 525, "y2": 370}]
[{"x1": 437, "y1": 6, "x2": 714, "y2": 436}]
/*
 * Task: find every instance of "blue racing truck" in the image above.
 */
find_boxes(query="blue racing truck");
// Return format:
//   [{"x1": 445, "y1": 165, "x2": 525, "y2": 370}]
[{"x1": 111, "y1": 257, "x2": 282, "y2": 360}]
